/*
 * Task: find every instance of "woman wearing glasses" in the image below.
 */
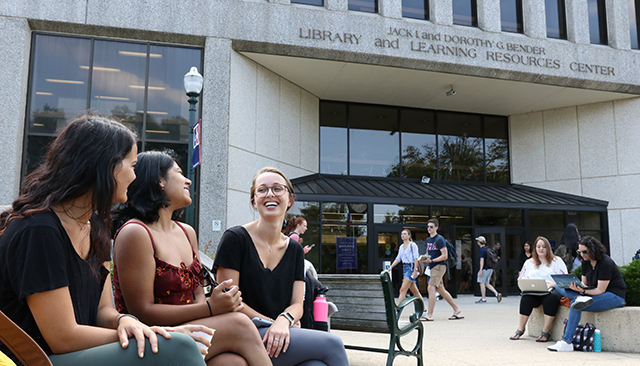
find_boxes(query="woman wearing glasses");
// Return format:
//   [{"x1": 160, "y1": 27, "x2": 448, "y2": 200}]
[
  {"x1": 214, "y1": 167, "x2": 349, "y2": 366},
  {"x1": 548, "y1": 236, "x2": 626, "y2": 352},
  {"x1": 111, "y1": 150, "x2": 272, "y2": 366}
]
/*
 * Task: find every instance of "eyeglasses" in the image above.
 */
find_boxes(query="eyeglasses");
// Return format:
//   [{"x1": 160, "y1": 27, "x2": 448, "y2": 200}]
[
  {"x1": 427, "y1": 225, "x2": 435, "y2": 229},
  {"x1": 576, "y1": 250, "x2": 589, "y2": 255},
  {"x1": 254, "y1": 184, "x2": 288, "y2": 198}
]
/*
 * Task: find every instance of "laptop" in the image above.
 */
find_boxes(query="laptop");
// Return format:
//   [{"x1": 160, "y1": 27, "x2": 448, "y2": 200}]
[
  {"x1": 551, "y1": 274, "x2": 587, "y2": 289},
  {"x1": 517, "y1": 278, "x2": 552, "y2": 295}
]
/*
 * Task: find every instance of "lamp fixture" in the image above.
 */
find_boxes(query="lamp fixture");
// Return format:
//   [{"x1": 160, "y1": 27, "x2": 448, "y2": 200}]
[{"x1": 446, "y1": 85, "x2": 456, "y2": 97}]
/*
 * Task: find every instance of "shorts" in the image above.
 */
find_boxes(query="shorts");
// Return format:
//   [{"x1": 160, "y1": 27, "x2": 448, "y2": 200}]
[
  {"x1": 403, "y1": 263, "x2": 417, "y2": 283},
  {"x1": 428, "y1": 264, "x2": 446, "y2": 287},
  {"x1": 477, "y1": 269, "x2": 493, "y2": 284}
]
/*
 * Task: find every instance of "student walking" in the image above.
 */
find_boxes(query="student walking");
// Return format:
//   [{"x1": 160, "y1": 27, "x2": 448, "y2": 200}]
[
  {"x1": 418, "y1": 219, "x2": 463, "y2": 321},
  {"x1": 476, "y1": 236, "x2": 502, "y2": 303}
]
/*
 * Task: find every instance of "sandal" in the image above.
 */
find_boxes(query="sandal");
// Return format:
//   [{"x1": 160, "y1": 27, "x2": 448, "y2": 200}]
[
  {"x1": 536, "y1": 331, "x2": 550, "y2": 342},
  {"x1": 420, "y1": 316, "x2": 434, "y2": 321},
  {"x1": 509, "y1": 329, "x2": 524, "y2": 340}
]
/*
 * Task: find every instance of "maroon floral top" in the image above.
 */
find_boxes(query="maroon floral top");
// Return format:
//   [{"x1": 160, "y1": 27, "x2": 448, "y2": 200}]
[{"x1": 113, "y1": 220, "x2": 202, "y2": 313}]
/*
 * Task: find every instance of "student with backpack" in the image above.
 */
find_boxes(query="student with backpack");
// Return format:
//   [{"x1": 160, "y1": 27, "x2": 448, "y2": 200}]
[
  {"x1": 418, "y1": 219, "x2": 463, "y2": 321},
  {"x1": 476, "y1": 236, "x2": 502, "y2": 304}
]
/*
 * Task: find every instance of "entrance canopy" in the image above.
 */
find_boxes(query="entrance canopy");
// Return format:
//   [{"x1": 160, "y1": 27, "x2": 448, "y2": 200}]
[{"x1": 292, "y1": 174, "x2": 608, "y2": 212}]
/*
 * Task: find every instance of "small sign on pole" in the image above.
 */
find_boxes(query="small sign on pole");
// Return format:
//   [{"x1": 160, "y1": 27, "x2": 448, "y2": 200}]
[{"x1": 192, "y1": 119, "x2": 201, "y2": 169}]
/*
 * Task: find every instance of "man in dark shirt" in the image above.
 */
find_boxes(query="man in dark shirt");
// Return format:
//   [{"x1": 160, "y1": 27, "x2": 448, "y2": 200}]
[{"x1": 418, "y1": 219, "x2": 463, "y2": 321}]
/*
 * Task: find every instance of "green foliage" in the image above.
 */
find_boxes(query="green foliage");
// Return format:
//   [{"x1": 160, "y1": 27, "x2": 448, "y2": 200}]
[
  {"x1": 572, "y1": 265, "x2": 581, "y2": 278},
  {"x1": 620, "y1": 260, "x2": 640, "y2": 306}
]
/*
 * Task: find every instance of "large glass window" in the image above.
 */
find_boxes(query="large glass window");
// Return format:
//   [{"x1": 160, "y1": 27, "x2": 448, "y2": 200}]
[
  {"x1": 320, "y1": 102, "x2": 348, "y2": 175},
  {"x1": 475, "y1": 208, "x2": 523, "y2": 226},
  {"x1": 403, "y1": 0, "x2": 429, "y2": 20},
  {"x1": 546, "y1": 0, "x2": 567, "y2": 39},
  {"x1": 25, "y1": 33, "x2": 202, "y2": 177},
  {"x1": 453, "y1": 0, "x2": 478, "y2": 27},
  {"x1": 500, "y1": 0, "x2": 523, "y2": 33},
  {"x1": 349, "y1": 0, "x2": 377, "y2": 13},
  {"x1": 319, "y1": 101, "x2": 509, "y2": 183},
  {"x1": 397, "y1": 109, "x2": 436, "y2": 179},
  {"x1": 630, "y1": 0, "x2": 640, "y2": 49},
  {"x1": 438, "y1": 112, "x2": 483, "y2": 182},
  {"x1": 349, "y1": 104, "x2": 398, "y2": 177},
  {"x1": 588, "y1": 0, "x2": 608, "y2": 45},
  {"x1": 374, "y1": 204, "x2": 430, "y2": 224},
  {"x1": 485, "y1": 116, "x2": 509, "y2": 183}
]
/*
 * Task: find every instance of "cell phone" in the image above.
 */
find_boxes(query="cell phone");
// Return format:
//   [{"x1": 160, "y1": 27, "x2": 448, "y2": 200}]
[
  {"x1": 308, "y1": 244, "x2": 315, "y2": 249},
  {"x1": 212, "y1": 279, "x2": 231, "y2": 293}
]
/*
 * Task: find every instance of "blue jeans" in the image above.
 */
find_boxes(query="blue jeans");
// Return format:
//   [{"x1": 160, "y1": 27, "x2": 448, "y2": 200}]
[{"x1": 554, "y1": 285, "x2": 626, "y2": 344}]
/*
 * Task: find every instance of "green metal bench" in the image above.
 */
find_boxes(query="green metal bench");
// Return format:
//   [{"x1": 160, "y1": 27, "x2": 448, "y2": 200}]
[{"x1": 344, "y1": 271, "x2": 424, "y2": 366}]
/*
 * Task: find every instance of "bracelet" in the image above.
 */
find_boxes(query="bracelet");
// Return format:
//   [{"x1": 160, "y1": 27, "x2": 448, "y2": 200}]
[
  {"x1": 205, "y1": 300, "x2": 213, "y2": 316},
  {"x1": 116, "y1": 314, "x2": 139, "y2": 327}
]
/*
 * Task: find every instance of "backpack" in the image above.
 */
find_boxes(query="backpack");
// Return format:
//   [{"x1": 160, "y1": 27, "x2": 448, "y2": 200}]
[
  {"x1": 563, "y1": 319, "x2": 596, "y2": 352},
  {"x1": 486, "y1": 248, "x2": 499, "y2": 269},
  {"x1": 437, "y1": 235, "x2": 457, "y2": 269}
]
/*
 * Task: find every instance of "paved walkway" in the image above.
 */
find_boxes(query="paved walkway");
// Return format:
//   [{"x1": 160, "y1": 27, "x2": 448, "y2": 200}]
[{"x1": 333, "y1": 294, "x2": 640, "y2": 366}]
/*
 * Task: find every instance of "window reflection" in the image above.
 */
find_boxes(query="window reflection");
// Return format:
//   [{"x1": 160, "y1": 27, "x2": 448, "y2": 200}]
[
  {"x1": 397, "y1": 109, "x2": 436, "y2": 179},
  {"x1": 530, "y1": 210, "x2": 565, "y2": 228},
  {"x1": 546, "y1": 0, "x2": 567, "y2": 39},
  {"x1": 588, "y1": 0, "x2": 608, "y2": 45},
  {"x1": 485, "y1": 116, "x2": 509, "y2": 183},
  {"x1": 475, "y1": 208, "x2": 523, "y2": 226},
  {"x1": 29, "y1": 36, "x2": 91, "y2": 135},
  {"x1": 403, "y1": 0, "x2": 429, "y2": 20},
  {"x1": 25, "y1": 34, "x2": 202, "y2": 177},
  {"x1": 630, "y1": 0, "x2": 640, "y2": 49},
  {"x1": 322, "y1": 202, "x2": 367, "y2": 223},
  {"x1": 291, "y1": 0, "x2": 323, "y2": 5},
  {"x1": 90, "y1": 40, "x2": 146, "y2": 136},
  {"x1": 349, "y1": 104, "x2": 398, "y2": 177},
  {"x1": 321, "y1": 224, "x2": 368, "y2": 274},
  {"x1": 374, "y1": 204, "x2": 430, "y2": 224},
  {"x1": 453, "y1": 0, "x2": 477, "y2": 27},
  {"x1": 146, "y1": 45, "x2": 201, "y2": 142},
  {"x1": 432, "y1": 206, "x2": 471, "y2": 226},
  {"x1": 437, "y1": 112, "x2": 483, "y2": 182},
  {"x1": 349, "y1": 0, "x2": 377, "y2": 13},
  {"x1": 320, "y1": 102, "x2": 348, "y2": 174},
  {"x1": 287, "y1": 201, "x2": 321, "y2": 222},
  {"x1": 501, "y1": 0, "x2": 523, "y2": 33}
]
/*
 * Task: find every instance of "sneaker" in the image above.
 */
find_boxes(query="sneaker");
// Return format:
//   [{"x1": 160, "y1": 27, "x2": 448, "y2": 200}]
[
  {"x1": 571, "y1": 296, "x2": 594, "y2": 310},
  {"x1": 475, "y1": 298, "x2": 487, "y2": 303},
  {"x1": 496, "y1": 293, "x2": 503, "y2": 303},
  {"x1": 437, "y1": 295, "x2": 443, "y2": 301},
  {"x1": 548, "y1": 340, "x2": 573, "y2": 352}
]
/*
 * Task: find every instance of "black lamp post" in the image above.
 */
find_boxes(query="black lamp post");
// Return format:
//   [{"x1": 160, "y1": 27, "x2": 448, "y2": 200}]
[{"x1": 183, "y1": 66, "x2": 203, "y2": 226}]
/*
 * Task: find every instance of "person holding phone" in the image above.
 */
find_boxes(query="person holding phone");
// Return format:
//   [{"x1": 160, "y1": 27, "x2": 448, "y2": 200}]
[
  {"x1": 111, "y1": 150, "x2": 272, "y2": 366},
  {"x1": 548, "y1": 236, "x2": 626, "y2": 352},
  {"x1": 283, "y1": 217, "x2": 313, "y2": 254}
]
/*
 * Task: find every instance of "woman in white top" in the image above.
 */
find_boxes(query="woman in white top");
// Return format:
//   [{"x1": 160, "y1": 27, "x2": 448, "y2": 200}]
[
  {"x1": 510, "y1": 236, "x2": 567, "y2": 342},
  {"x1": 386, "y1": 229, "x2": 424, "y2": 306}
]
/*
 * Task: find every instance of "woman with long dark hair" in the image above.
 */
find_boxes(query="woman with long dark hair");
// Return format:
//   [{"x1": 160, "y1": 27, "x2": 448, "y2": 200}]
[
  {"x1": 111, "y1": 150, "x2": 272, "y2": 366},
  {"x1": 0, "y1": 116, "x2": 208, "y2": 365},
  {"x1": 548, "y1": 236, "x2": 626, "y2": 352},
  {"x1": 555, "y1": 223, "x2": 580, "y2": 272},
  {"x1": 214, "y1": 167, "x2": 349, "y2": 366}
]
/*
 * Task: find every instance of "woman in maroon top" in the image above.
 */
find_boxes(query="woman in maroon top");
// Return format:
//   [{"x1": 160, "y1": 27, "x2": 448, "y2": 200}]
[{"x1": 112, "y1": 150, "x2": 271, "y2": 366}]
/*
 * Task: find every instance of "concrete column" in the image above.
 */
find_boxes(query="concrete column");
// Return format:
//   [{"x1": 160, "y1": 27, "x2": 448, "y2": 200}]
[
  {"x1": 606, "y1": 0, "x2": 631, "y2": 49},
  {"x1": 379, "y1": 0, "x2": 402, "y2": 19},
  {"x1": 566, "y1": 0, "x2": 590, "y2": 44},
  {"x1": 0, "y1": 17, "x2": 31, "y2": 205},
  {"x1": 477, "y1": 0, "x2": 501, "y2": 33},
  {"x1": 326, "y1": 0, "x2": 348, "y2": 11},
  {"x1": 523, "y1": 0, "x2": 546, "y2": 39},
  {"x1": 430, "y1": 0, "x2": 452, "y2": 25},
  {"x1": 198, "y1": 37, "x2": 232, "y2": 253}
]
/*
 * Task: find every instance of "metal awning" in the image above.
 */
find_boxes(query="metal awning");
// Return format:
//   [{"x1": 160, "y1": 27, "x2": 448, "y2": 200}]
[{"x1": 291, "y1": 174, "x2": 608, "y2": 211}]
